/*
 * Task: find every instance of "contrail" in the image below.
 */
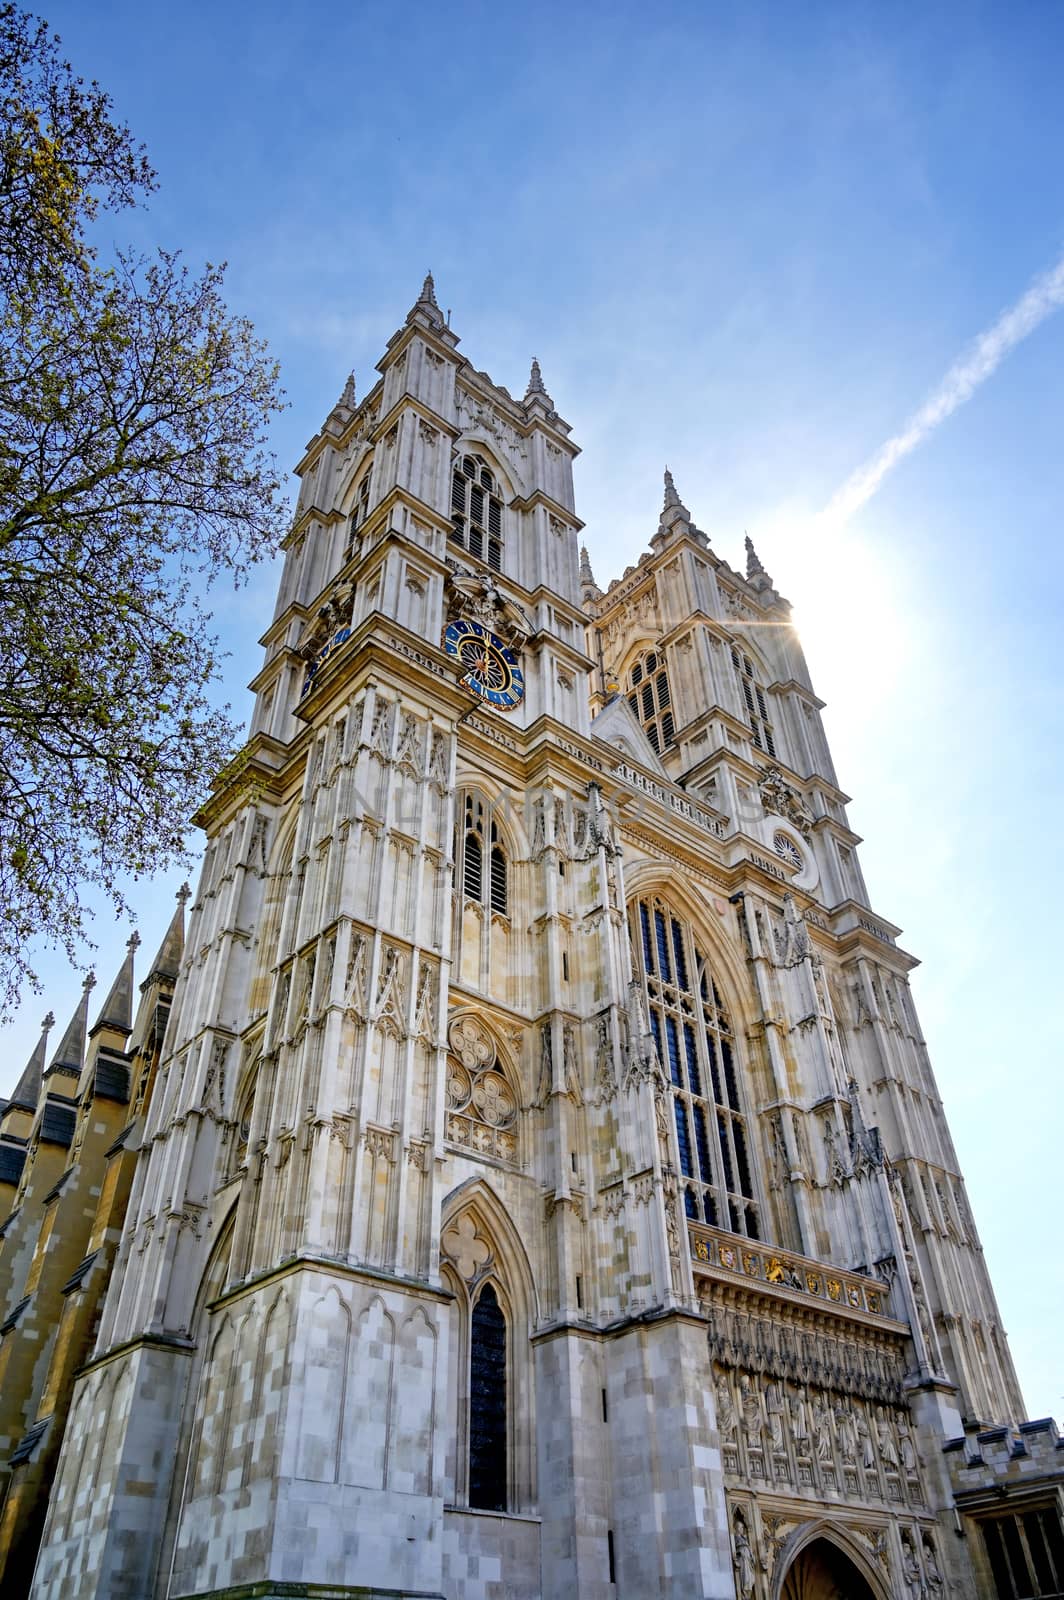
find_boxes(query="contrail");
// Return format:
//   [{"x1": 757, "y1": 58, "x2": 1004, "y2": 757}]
[{"x1": 823, "y1": 248, "x2": 1064, "y2": 526}]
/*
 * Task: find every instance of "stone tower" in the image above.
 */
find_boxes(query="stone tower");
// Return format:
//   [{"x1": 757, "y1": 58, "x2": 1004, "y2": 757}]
[{"x1": 24, "y1": 283, "x2": 1060, "y2": 1600}]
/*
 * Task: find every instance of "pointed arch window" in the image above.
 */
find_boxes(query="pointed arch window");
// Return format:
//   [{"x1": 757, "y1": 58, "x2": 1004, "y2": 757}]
[
  {"x1": 630, "y1": 896, "x2": 761, "y2": 1238},
  {"x1": 730, "y1": 645, "x2": 776, "y2": 757},
  {"x1": 458, "y1": 792, "x2": 508, "y2": 916},
  {"x1": 450, "y1": 453, "x2": 503, "y2": 572},
  {"x1": 625, "y1": 647, "x2": 675, "y2": 753},
  {"x1": 469, "y1": 1282, "x2": 507, "y2": 1510}
]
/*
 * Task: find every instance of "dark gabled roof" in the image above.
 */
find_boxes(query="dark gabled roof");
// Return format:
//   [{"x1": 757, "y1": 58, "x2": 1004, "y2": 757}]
[
  {"x1": 10, "y1": 1416, "x2": 50, "y2": 1465},
  {"x1": 0, "y1": 1205, "x2": 20, "y2": 1239},
  {"x1": 61, "y1": 1250, "x2": 99, "y2": 1295},
  {"x1": 0, "y1": 1144, "x2": 26, "y2": 1186},
  {"x1": 39, "y1": 1102, "x2": 76, "y2": 1147},
  {"x1": 0, "y1": 1295, "x2": 30, "y2": 1334},
  {"x1": 42, "y1": 1166, "x2": 75, "y2": 1204},
  {"x1": 104, "y1": 1122, "x2": 136, "y2": 1160}
]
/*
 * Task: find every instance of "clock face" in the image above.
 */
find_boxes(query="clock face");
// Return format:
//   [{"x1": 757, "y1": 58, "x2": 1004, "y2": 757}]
[{"x1": 444, "y1": 619, "x2": 525, "y2": 710}]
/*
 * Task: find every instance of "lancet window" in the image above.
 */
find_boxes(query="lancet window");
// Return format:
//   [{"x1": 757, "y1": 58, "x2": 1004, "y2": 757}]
[
  {"x1": 343, "y1": 465, "x2": 372, "y2": 561},
  {"x1": 441, "y1": 1199, "x2": 532, "y2": 1516},
  {"x1": 468, "y1": 1282, "x2": 507, "y2": 1510},
  {"x1": 626, "y1": 647, "x2": 675, "y2": 753},
  {"x1": 630, "y1": 895, "x2": 761, "y2": 1238},
  {"x1": 730, "y1": 645, "x2": 776, "y2": 756},
  {"x1": 450, "y1": 453, "x2": 503, "y2": 572},
  {"x1": 458, "y1": 792, "x2": 508, "y2": 916}
]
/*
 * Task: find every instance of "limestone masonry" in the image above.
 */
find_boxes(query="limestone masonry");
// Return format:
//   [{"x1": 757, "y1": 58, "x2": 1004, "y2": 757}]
[{"x1": 2, "y1": 279, "x2": 1061, "y2": 1598}]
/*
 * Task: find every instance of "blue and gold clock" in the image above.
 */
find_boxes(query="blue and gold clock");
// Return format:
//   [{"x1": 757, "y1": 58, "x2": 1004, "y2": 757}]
[{"x1": 444, "y1": 619, "x2": 525, "y2": 711}]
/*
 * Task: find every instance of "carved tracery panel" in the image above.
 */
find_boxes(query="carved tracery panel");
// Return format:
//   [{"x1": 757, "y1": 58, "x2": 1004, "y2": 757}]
[{"x1": 445, "y1": 1015, "x2": 518, "y2": 1163}]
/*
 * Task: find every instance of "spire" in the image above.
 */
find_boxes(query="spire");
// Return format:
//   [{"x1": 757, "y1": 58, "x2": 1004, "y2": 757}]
[
  {"x1": 340, "y1": 371, "x2": 356, "y2": 409},
  {"x1": 47, "y1": 975, "x2": 94, "y2": 1076},
  {"x1": 91, "y1": 932, "x2": 139, "y2": 1036},
  {"x1": 407, "y1": 269, "x2": 445, "y2": 331},
  {"x1": 744, "y1": 532, "x2": 775, "y2": 594},
  {"x1": 7, "y1": 1013, "x2": 54, "y2": 1111},
  {"x1": 142, "y1": 883, "x2": 189, "y2": 990},
  {"x1": 663, "y1": 467, "x2": 683, "y2": 511}
]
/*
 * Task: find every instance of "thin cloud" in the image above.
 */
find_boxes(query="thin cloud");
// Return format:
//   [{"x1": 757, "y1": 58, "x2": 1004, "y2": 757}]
[{"x1": 823, "y1": 248, "x2": 1064, "y2": 525}]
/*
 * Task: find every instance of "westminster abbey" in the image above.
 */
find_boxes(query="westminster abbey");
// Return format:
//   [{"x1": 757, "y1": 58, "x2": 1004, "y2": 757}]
[{"x1": 2, "y1": 278, "x2": 1061, "y2": 1599}]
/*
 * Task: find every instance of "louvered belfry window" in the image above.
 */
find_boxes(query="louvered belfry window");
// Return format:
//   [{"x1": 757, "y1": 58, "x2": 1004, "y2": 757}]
[
  {"x1": 469, "y1": 1282, "x2": 507, "y2": 1511},
  {"x1": 459, "y1": 793, "x2": 508, "y2": 916},
  {"x1": 450, "y1": 454, "x2": 503, "y2": 572},
  {"x1": 625, "y1": 648, "x2": 675, "y2": 753},
  {"x1": 730, "y1": 645, "x2": 776, "y2": 757},
  {"x1": 630, "y1": 896, "x2": 761, "y2": 1239}
]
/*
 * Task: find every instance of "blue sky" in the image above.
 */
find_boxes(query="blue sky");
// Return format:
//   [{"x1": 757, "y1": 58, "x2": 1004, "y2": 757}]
[{"x1": 4, "y1": 1, "x2": 1062, "y2": 1420}]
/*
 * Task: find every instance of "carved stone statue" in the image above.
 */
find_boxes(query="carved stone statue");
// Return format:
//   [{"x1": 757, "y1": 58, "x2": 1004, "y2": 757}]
[
  {"x1": 900, "y1": 1529, "x2": 924, "y2": 1599},
  {"x1": 897, "y1": 1411, "x2": 918, "y2": 1474},
  {"x1": 790, "y1": 1384, "x2": 811, "y2": 1450},
  {"x1": 732, "y1": 1508, "x2": 756, "y2": 1600},
  {"x1": 855, "y1": 1405, "x2": 875, "y2": 1470},
  {"x1": 835, "y1": 1403, "x2": 858, "y2": 1463},
  {"x1": 812, "y1": 1390, "x2": 833, "y2": 1462},
  {"x1": 765, "y1": 1379, "x2": 785, "y2": 1453},
  {"x1": 715, "y1": 1373, "x2": 737, "y2": 1441},
  {"x1": 740, "y1": 1373, "x2": 763, "y2": 1444},
  {"x1": 875, "y1": 1404, "x2": 899, "y2": 1469},
  {"x1": 923, "y1": 1533, "x2": 943, "y2": 1594}
]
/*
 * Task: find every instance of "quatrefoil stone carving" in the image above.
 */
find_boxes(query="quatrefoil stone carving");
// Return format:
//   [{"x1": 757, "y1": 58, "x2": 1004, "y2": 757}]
[{"x1": 442, "y1": 1213, "x2": 490, "y2": 1281}]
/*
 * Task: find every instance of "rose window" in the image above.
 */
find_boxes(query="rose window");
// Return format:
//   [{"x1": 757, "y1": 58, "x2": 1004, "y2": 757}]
[{"x1": 446, "y1": 1016, "x2": 518, "y2": 1162}]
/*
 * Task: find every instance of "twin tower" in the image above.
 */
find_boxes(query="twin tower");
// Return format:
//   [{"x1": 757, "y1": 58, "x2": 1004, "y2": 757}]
[{"x1": 1, "y1": 278, "x2": 1056, "y2": 1600}]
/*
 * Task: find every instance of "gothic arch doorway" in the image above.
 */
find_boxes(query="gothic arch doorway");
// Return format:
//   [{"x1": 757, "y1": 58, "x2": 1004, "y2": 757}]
[{"x1": 780, "y1": 1537, "x2": 879, "y2": 1600}]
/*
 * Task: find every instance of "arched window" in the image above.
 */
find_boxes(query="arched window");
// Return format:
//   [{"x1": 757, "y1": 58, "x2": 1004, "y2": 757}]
[
  {"x1": 469, "y1": 1282, "x2": 507, "y2": 1510},
  {"x1": 626, "y1": 647, "x2": 675, "y2": 753},
  {"x1": 730, "y1": 645, "x2": 776, "y2": 757},
  {"x1": 450, "y1": 453, "x2": 503, "y2": 572},
  {"x1": 458, "y1": 793, "x2": 508, "y2": 915},
  {"x1": 630, "y1": 895, "x2": 761, "y2": 1239},
  {"x1": 343, "y1": 465, "x2": 372, "y2": 562}
]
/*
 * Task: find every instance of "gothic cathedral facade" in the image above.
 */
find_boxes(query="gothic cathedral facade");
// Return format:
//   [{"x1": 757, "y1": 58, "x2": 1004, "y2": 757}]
[{"x1": 18, "y1": 280, "x2": 1064, "y2": 1599}]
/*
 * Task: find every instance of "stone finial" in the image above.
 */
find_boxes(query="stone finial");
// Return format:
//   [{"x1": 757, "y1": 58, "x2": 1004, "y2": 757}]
[
  {"x1": 745, "y1": 534, "x2": 765, "y2": 579},
  {"x1": 127, "y1": 930, "x2": 141, "y2": 952},
  {"x1": 42, "y1": 1011, "x2": 55, "y2": 1032},
  {"x1": 407, "y1": 270, "x2": 445, "y2": 331},
  {"x1": 340, "y1": 371, "x2": 356, "y2": 408},
  {"x1": 655, "y1": 466, "x2": 692, "y2": 545},
  {"x1": 82, "y1": 971, "x2": 96, "y2": 992},
  {"x1": 524, "y1": 356, "x2": 553, "y2": 407},
  {"x1": 744, "y1": 533, "x2": 775, "y2": 594},
  {"x1": 177, "y1": 882, "x2": 192, "y2": 906},
  {"x1": 580, "y1": 544, "x2": 603, "y2": 601}
]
